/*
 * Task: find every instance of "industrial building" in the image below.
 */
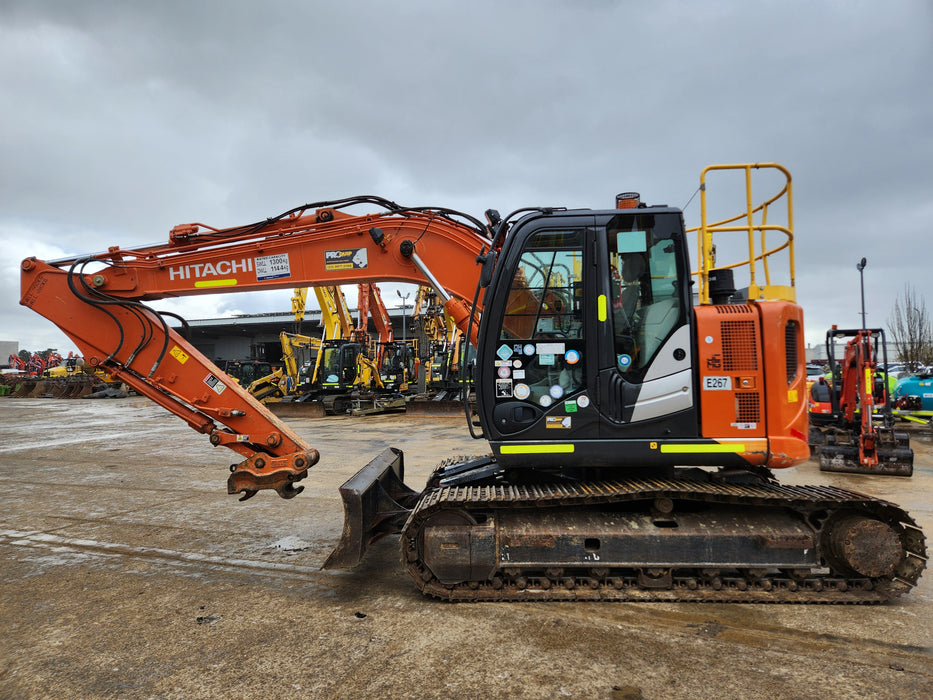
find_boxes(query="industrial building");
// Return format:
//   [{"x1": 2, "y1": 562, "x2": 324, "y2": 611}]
[{"x1": 176, "y1": 306, "x2": 415, "y2": 365}]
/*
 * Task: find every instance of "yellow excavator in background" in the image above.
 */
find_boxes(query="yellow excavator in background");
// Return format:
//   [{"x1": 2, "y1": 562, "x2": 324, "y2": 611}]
[
  {"x1": 249, "y1": 285, "x2": 355, "y2": 403},
  {"x1": 406, "y1": 286, "x2": 468, "y2": 415},
  {"x1": 417, "y1": 286, "x2": 464, "y2": 395}
]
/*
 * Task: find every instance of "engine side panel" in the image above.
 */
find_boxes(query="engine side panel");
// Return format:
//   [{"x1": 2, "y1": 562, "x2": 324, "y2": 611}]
[{"x1": 694, "y1": 302, "x2": 809, "y2": 469}]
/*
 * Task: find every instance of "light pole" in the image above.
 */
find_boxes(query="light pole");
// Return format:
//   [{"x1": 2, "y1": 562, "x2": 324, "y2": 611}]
[
  {"x1": 856, "y1": 257, "x2": 867, "y2": 329},
  {"x1": 396, "y1": 289, "x2": 411, "y2": 343}
]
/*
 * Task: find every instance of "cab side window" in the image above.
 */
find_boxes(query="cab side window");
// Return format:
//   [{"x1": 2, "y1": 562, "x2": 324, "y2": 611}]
[{"x1": 608, "y1": 216, "x2": 683, "y2": 374}]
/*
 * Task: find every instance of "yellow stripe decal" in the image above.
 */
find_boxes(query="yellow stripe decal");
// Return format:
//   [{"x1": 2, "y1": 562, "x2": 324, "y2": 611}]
[
  {"x1": 499, "y1": 444, "x2": 575, "y2": 455},
  {"x1": 194, "y1": 278, "x2": 238, "y2": 288},
  {"x1": 597, "y1": 294, "x2": 607, "y2": 322},
  {"x1": 660, "y1": 444, "x2": 746, "y2": 454}
]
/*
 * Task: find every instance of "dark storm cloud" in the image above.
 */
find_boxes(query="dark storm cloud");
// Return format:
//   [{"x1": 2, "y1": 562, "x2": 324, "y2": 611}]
[{"x1": 2, "y1": 0, "x2": 932, "y2": 352}]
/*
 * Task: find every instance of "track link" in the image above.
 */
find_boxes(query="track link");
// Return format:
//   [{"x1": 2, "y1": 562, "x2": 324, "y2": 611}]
[{"x1": 401, "y1": 477, "x2": 926, "y2": 603}]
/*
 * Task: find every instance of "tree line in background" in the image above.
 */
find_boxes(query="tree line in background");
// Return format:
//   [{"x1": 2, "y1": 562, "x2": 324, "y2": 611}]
[{"x1": 887, "y1": 284, "x2": 933, "y2": 370}]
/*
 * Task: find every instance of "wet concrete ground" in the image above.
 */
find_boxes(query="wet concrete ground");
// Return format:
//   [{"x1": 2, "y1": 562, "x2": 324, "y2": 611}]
[{"x1": 1, "y1": 397, "x2": 931, "y2": 699}]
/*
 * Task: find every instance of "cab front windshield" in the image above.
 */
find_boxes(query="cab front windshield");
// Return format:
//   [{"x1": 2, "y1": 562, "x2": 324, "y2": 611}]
[
  {"x1": 320, "y1": 347, "x2": 342, "y2": 383},
  {"x1": 320, "y1": 344, "x2": 358, "y2": 384},
  {"x1": 497, "y1": 229, "x2": 585, "y2": 407},
  {"x1": 381, "y1": 345, "x2": 406, "y2": 373}
]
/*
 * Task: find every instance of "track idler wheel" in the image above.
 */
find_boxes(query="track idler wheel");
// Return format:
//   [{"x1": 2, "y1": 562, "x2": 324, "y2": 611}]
[{"x1": 824, "y1": 514, "x2": 903, "y2": 578}]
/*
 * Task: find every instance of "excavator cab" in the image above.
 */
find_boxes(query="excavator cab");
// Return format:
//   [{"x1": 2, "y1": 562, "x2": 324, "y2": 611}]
[
  {"x1": 427, "y1": 343, "x2": 451, "y2": 387},
  {"x1": 317, "y1": 340, "x2": 362, "y2": 391},
  {"x1": 477, "y1": 208, "x2": 695, "y2": 474},
  {"x1": 222, "y1": 360, "x2": 274, "y2": 387},
  {"x1": 379, "y1": 341, "x2": 417, "y2": 391}
]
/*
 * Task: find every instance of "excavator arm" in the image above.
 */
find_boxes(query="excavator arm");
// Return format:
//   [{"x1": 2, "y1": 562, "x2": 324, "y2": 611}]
[
  {"x1": 837, "y1": 333, "x2": 879, "y2": 466},
  {"x1": 20, "y1": 199, "x2": 491, "y2": 502},
  {"x1": 364, "y1": 283, "x2": 394, "y2": 346},
  {"x1": 315, "y1": 285, "x2": 354, "y2": 341},
  {"x1": 290, "y1": 287, "x2": 308, "y2": 331}
]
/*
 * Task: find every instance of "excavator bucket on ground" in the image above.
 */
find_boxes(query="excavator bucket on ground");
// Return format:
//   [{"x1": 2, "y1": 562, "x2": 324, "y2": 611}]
[{"x1": 11, "y1": 379, "x2": 38, "y2": 397}]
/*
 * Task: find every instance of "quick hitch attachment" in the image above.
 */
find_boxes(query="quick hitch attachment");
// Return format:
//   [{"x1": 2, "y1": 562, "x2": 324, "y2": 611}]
[{"x1": 226, "y1": 449, "x2": 319, "y2": 501}]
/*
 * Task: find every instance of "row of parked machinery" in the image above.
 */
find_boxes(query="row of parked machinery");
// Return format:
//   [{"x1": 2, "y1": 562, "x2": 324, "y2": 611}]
[
  {"x1": 1, "y1": 351, "x2": 121, "y2": 398},
  {"x1": 235, "y1": 282, "x2": 460, "y2": 415}
]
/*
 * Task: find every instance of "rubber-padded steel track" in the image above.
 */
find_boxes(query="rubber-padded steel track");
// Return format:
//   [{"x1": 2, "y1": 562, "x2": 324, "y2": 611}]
[{"x1": 401, "y1": 477, "x2": 927, "y2": 602}]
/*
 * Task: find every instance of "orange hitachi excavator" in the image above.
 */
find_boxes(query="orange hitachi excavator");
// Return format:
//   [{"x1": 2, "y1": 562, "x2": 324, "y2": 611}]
[{"x1": 19, "y1": 167, "x2": 926, "y2": 602}]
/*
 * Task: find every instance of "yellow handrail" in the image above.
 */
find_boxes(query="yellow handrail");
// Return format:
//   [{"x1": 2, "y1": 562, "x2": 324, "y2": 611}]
[{"x1": 688, "y1": 163, "x2": 795, "y2": 305}]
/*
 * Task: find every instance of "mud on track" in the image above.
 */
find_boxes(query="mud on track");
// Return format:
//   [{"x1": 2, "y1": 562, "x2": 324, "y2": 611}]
[{"x1": 1, "y1": 397, "x2": 931, "y2": 698}]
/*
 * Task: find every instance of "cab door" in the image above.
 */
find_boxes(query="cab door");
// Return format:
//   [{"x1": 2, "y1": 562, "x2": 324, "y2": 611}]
[
  {"x1": 478, "y1": 214, "x2": 600, "y2": 443},
  {"x1": 594, "y1": 210, "x2": 698, "y2": 438}
]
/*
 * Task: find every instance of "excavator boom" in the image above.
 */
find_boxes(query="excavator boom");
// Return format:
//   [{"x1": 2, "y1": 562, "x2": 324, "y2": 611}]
[{"x1": 20, "y1": 200, "x2": 490, "y2": 501}]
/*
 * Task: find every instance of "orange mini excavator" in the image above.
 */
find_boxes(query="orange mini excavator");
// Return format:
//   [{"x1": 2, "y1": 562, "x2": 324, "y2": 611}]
[{"x1": 810, "y1": 327, "x2": 913, "y2": 476}]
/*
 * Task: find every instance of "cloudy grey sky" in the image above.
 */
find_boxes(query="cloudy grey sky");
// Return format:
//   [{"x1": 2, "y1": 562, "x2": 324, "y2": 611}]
[{"x1": 2, "y1": 0, "x2": 931, "y2": 357}]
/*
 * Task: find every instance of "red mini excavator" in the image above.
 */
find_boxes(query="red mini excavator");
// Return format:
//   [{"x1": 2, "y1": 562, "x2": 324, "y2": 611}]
[{"x1": 810, "y1": 327, "x2": 913, "y2": 476}]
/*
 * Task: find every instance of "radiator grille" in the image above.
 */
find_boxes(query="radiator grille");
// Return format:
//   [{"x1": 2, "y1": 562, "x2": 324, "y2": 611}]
[
  {"x1": 785, "y1": 320, "x2": 799, "y2": 384},
  {"x1": 721, "y1": 320, "x2": 758, "y2": 371},
  {"x1": 736, "y1": 393, "x2": 761, "y2": 423}
]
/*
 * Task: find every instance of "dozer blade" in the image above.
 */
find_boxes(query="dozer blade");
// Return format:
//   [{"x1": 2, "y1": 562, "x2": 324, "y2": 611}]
[
  {"x1": 406, "y1": 399, "x2": 465, "y2": 416},
  {"x1": 268, "y1": 401, "x2": 326, "y2": 418},
  {"x1": 323, "y1": 447, "x2": 422, "y2": 569},
  {"x1": 819, "y1": 444, "x2": 914, "y2": 477}
]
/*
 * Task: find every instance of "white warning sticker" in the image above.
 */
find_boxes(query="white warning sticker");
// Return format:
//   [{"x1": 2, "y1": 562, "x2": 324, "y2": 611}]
[{"x1": 204, "y1": 373, "x2": 227, "y2": 395}]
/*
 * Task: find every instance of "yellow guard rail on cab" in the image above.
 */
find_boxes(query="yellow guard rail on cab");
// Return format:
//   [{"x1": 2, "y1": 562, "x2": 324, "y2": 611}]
[{"x1": 690, "y1": 163, "x2": 796, "y2": 305}]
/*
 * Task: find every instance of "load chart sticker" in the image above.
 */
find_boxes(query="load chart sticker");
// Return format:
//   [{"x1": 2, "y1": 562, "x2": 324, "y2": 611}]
[{"x1": 255, "y1": 253, "x2": 292, "y2": 281}]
